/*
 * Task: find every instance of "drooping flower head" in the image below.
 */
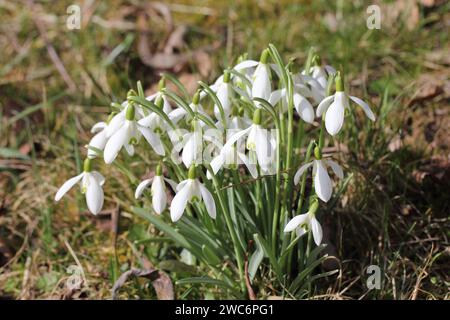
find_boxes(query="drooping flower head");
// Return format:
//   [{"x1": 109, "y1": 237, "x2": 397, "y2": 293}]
[
  {"x1": 54, "y1": 159, "x2": 105, "y2": 215},
  {"x1": 316, "y1": 72, "x2": 376, "y2": 136},
  {"x1": 170, "y1": 165, "x2": 216, "y2": 222},
  {"x1": 135, "y1": 163, "x2": 178, "y2": 214},
  {"x1": 294, "y1": 147, "x2": 343, "y2": 202}
]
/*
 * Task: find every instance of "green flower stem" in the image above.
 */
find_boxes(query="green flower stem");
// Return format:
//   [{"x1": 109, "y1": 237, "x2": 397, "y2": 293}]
[
  {"x1": 206, "y1": 165, "x2": 245, "y2": 293},
  {"x1": 295, "y1": 140, "x2": 315, "y2": 216}
]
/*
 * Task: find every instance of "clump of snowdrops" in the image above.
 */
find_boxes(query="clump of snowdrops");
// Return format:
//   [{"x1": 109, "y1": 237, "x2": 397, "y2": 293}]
[{"x1": 55, "y1": 45, "x2": 375, "y2": 298}]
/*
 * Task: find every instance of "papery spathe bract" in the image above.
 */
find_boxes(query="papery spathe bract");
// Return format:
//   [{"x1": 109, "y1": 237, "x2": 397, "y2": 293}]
[{"x1": 54, "y1": 159, "x2": 104, "y2": 215}]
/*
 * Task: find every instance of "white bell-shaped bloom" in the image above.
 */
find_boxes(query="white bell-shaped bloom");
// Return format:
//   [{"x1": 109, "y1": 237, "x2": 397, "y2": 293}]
[
  {"x1": 103, "y1": 104, "x2": 165, "y2": 164},
  {"x1": 135, "y1": 170, "x2": 178, "y2": 214},
  {"x1": 223, "y1": 110, "x2": 273, "y2": 172},
  {"x1": 54, "y1": 159, "x2": 104, "y2": 215},
  {"x1": 87, "y1": 121, "x2": 108, "y2": 159},
  {"x1": 208, "y1": 143, "x2": 257, "y2": 179},
  {"x1": 170, "y1": 167, "x2": 216, "y2": 222},
  {"x1": 269, "y1": 88, "x2": 315, "y2": 123},
  {"x1": 204, "y1": 72, "x2": 235, "y2": 120},
  {"x1": 178, "y1": 119, "x2": 204, "y2": 168},
  {"x1": 311, "y1": 64, "x2": 336, "y2": 90},
  {"x1": 284, "y1": 210, "x2": 323, "y2": 246},
  {"x1": 294, "y1": 158, "x2": 343, "y2": 202},
  {"x1": 316, "y1": 75, "x2": 376, "y2": 136},
  {"x1": 233, "y1": 49, "x2": 272, "y2": 104}
]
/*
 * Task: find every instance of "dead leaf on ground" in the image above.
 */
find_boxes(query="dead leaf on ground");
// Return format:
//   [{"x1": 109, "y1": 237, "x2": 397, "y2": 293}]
[{"x1": 111, "y1": 264, "x2": 174, "y2": 300}]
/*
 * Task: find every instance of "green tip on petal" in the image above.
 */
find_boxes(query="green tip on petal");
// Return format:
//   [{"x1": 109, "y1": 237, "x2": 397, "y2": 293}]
[
  {"x1": 193, "y1": 90, "x2": 201, "y2": 105},
  {"x1": 314, "y1": 146, "x2": 322, "y2": 160},
  {"x1": 260, "y1": 49, "x2": 270, "y2": 64},
  {"x1": 158, "y1": 78, "x2": 166, "y2": 90},
  {"x1": 156, "y1": 164, "x2": 162, "y2": 176},
  {"x1": 83, "y1": 158, "x2": 92, "y2": 172},
  {"x1": 335, "y1": 72, "x2": 344, "y2": 92},
  {"x1": 188, "y1": 165, "x2": 197, "y2": 179},
  {"x1": 126, "y1": 104, "x2": 135, "y2": 120},
  {"x1": 252, "y1": 109, "x2": 262, "y2": 125},
  {"x1": 223, "y1": 70, "x2": 231, "y2": 83}
]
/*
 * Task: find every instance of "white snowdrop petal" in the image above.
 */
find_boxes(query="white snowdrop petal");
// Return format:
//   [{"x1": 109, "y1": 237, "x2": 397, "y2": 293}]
[
  {"x1": 199, "y1": 183, "x2": 216, "y2": 219},
  {"x1": 91, "y1": 122, "x2": 107, "y2": 134},
  {"x1": 269, "y1": 89, "x2": 283, "y2": 106},
  {"x1": 238, "y1": 152, "x2": 258, "y2": 179},
  {"x1": 124, "y1": 143, "x2": 135, "y2": 156},
  {"x1": 152, "y1": 176, "x2": 167, "y2": 214},
  {"x1": 316, "y1": 94, "x2": 335, "y2": 117},
  {"x1": 135, "y1": 178, "x2": 153, "y2": 199},
  {"x1": 104, "y1": 124, "x2": 129, "y2": 164},
  {"x1": 87, "y1": 131, "x2": 108, "y2": 159},
  {"x1": 326, "y1": 160, "x2": 344, "y2": 179},
  {"x1": 310, "y1": 216, "x2": 323, "y2": 246},
  {"x1": 293, "y1": 93, "x2": 315, "y2": 124},
  {"x1": 91, "y1": 171, "x2": 105, "y2": 186},
  {"x1": 284, "y1": 214, "x2": 308, "y2": 232},
  {"x1": 349, "y1": 96, "x2": 376, "y2": 121},
  {"x1": 105, "y1": 112, "x2": 125, "y2": 138},
  {"x1": 314, "y1": 160, "x2": 332, "y2": 202},
  {"x1": 255, "y1": 127, "x2": 270, "y2": 170},
  {"x1": 85, "y1": 175, "x2": 104, "y2": 215},
  {"x1": 233, "y1": 60, "x2": 259, "y2": 70},
  {"x1": 138, "y1": 126, "x2": 165, "y2": 156},
  {"x1": 55, "y1": 173, "x2": 84, "y2": 201},
  {"x1": 293, "y1": 162, "x2": 313, "y2": 185},
  {"x1": 223, "y1": 126, "x2": 252, "y2": 150},
  {"x1": 170, "y1": 182, "x2": 192, "y2": 222},
  {"x1": 324, "y1": 100, "x2": 345, "y2": 136},
  {"x1": 163, "y1": 178, "x2": 178, "y2": 191}
]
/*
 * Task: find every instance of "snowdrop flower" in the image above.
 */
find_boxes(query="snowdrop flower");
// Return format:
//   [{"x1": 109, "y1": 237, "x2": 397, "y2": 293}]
[
  {"x1": 103, "y1": 102, "x2": 165, "y2": 164},
  {"x1": 269, "y1": 87, "x2": 315, "y2": 123},
  {"x1": 316, "y1": 73, "x2": 376, "y2": 136},
  {"x1": 135, "y1": 164, "x2": 178, "y2": 214},
  {"x1": 87, "y1": 121, "x2": 108, "y2": 159},
  {"x1": 179, "y1": 119, "x2": 204, "y2": 168},
  {"x1": 169, "y1": 91, "x2": 213, "y2": 126},
  {"x1": 233, "y1": 49, "x2": 272, "y2": 103},
  {"x1": 208, "y1": 142, "x2": 257, "y2": 179},
  {"x1": 284, "y1": 200, "x2": 322, "y2": 245},
  {"x1": 294, "y1": 148, "x2": 343, "y2": 202},
  {"x1": 170, "y1": 166, "x2": 216, "y2": 222},
  {"x1": 206, "y1": 70, "x2": 234, "y2": 119},
  {"x1": 307, "y1": 56, "x2": 336, "y2": 90},
  {"x1": 147, "y1": 78, "x2": 173, "y2": 112},
  {"x1": 54, "y1": 159, "x2": 104, "y2": 215},
  {"x1": 223, "y1": 109, "x2": 273, "y2": 172}
]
